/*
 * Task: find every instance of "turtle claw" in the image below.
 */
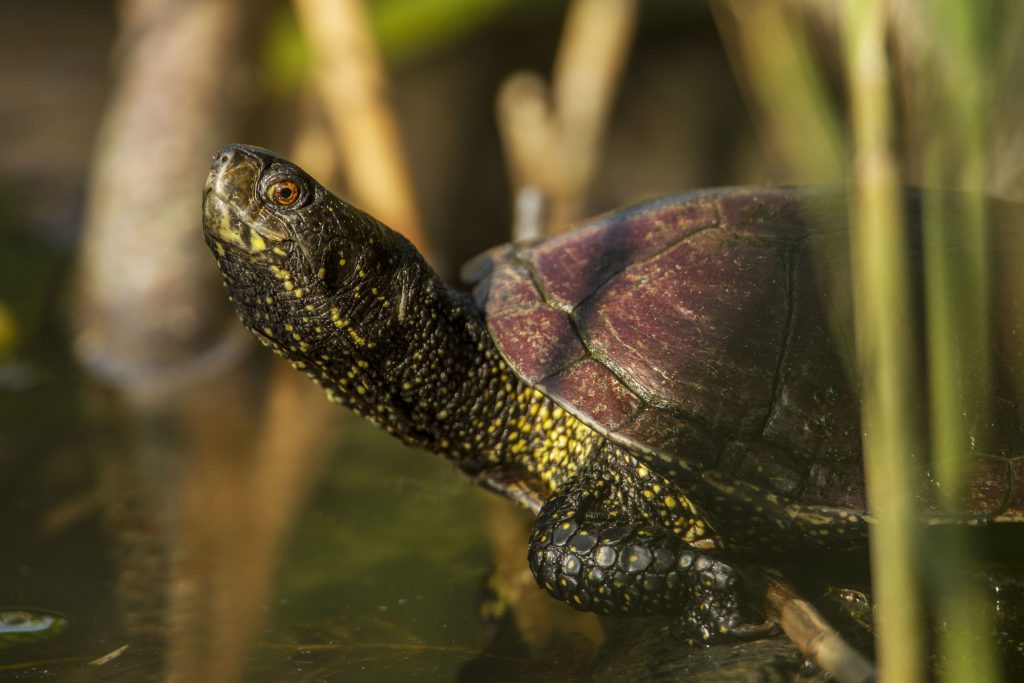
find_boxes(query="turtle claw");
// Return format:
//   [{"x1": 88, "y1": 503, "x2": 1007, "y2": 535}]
[
  {"x1": 672, "y1": 599, "x2": 774, "y2": 646},
  {"x1": 672, "y1": 619, "x2": 776, "y2": 646},
  {"x1": 726, "y1": 620, "x2": 779, "y2": 640}
]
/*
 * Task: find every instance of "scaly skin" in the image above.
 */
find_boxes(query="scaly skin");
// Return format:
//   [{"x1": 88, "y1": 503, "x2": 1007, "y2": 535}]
[{"x1": 202, "y1": 144, "x2": 756, "y2": 640}]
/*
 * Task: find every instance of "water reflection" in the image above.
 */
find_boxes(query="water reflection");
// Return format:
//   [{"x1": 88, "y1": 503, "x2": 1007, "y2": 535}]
[{"x1": 0, "y1": 609, "x2": 66, "y2": 640}]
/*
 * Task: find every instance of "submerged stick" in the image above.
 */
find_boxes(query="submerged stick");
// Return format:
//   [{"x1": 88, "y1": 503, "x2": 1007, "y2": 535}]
[{"x1": 764, "y1": 573, "x2": 875, "y2": 683}]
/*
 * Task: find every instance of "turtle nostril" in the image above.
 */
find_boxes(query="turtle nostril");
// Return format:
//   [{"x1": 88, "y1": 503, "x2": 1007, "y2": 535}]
[{"x1": 212, "y1": 147, "x2": 236, "y2": 171}]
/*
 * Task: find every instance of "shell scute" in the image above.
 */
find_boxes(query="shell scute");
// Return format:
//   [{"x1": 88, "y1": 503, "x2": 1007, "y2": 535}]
[
  {"x1": 763, "y1": 234, "x2": 861, "y2": 461},
  {"x1": 539, "y1": 358, "x2": 642, "y2": 431},
  {"x1": 920, "y1": 455, "x2": 1011, "y2": 518},
  {"x1": 718, "y1": 441, "x2": 806, "y2": 498},
  {"x1": 526, "y1": 196, "x2": 718, "y2": 309},
  {"x1": 576, "y1": 228, "x2": 789, "y2": 433},
  {"x1": 960, "y1": 456, "x2": 1012, "y2": 517},
  {"x1": 483, "y1": 261, "x2": 586, "y2": 383},
  {"x1": 482, "y1": 260, "x2": 544, "y2": 315},
  {"x1": 718, "y1": 188, "x2": 845, "y2": 240},
  {"x1": 801, "y1": 462, "x2": 866, "y2": 512},
  {"x1": 1002, "y1": 458, "x2": 1024, "y2": 519},
  {"x1": 488, "y1": 305, "x2": 585, "y2": 385},
  {"x1": 615, "y1": 407, "x2": 720, "y2": 470}
]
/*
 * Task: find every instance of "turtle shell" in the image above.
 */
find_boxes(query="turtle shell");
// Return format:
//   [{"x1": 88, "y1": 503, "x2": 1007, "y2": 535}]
[{"x1": 468, "y1": 188, "x2": 1024, "y2": 520}]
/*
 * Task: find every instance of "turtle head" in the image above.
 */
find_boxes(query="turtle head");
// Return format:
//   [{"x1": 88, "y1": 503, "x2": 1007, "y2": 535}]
[
  {"x1": 203, "y1": 144, "x2": 425, "y2": 374},
  {"x1": 203, "y1": 145, "x2": 540, "y2": 460}
]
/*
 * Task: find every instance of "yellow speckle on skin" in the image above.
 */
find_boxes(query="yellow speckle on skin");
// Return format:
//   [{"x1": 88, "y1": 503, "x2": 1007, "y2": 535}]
[
  {"x1": 317, "y1": 267, "x2": 326, "y2": 279},
  {"x1": 293, "y1": 288, "x2": 303, "y2": 298},
  {"x1": 262, "y1": 327, "x2": 273, "y2": 337},
  {"x1": 269, "y1": 265, "x2": 292, "y2": 281},
  {"x1": 273, "y1": 246, "x2": 287, "y2": 257},
  {"x1": 215, "y1": 212, "x2": 234, "y2": 238},
  {"x1": 330, "y1": 308, "x2": 349, "y2": 328}
]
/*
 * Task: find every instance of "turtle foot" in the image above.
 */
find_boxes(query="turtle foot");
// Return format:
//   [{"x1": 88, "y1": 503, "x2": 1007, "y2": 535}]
[{"x1": 672, "y1": 594, "x2": 775, "y2": 646}]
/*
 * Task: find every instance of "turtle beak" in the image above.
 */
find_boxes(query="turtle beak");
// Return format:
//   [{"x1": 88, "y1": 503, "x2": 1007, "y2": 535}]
[
  {"x1": 203, "y1": 145, "x2": 287, "y2": 252},
  {"x1": 206, "y1": 145, "x2": 261, "y2": 208}
]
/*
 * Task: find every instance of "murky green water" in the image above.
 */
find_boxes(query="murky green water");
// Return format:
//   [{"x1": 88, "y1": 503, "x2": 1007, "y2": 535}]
[{"x1": 0, "y1": 327, "x2": 487, "y2": 680}]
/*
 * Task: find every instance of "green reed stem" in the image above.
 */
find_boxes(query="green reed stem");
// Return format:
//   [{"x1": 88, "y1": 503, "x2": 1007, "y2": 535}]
[
  {"x1": 713, "y1": 1, "x2": 845, "y2": 182},
  {"x1": 844, "y1": 2, "x2": 926, "y2": 682},
  {"x1": 921, "y1": 2, "x2": 999, "y2": 681}
]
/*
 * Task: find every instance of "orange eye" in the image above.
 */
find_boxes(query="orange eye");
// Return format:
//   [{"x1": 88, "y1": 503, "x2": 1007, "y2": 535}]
[{"x1": 269, "y1": 180, "x2": 300, "y2": 207}]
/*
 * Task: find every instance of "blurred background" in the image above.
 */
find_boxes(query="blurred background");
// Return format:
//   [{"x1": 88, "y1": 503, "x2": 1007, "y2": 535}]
[{"x1": 2, "y1": 0, "x2": 1023, "y2": 681}]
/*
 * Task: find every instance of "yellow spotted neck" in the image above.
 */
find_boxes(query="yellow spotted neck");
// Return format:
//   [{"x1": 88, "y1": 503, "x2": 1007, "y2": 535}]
[{"x1": 501, "y1": 387, "x2": 597, "y2": 492}]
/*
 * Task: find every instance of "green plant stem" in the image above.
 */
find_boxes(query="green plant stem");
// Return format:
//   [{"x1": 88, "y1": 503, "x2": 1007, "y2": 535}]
[
  {"x1": 845, "y1": 1, "x2": 925, "y2": 682},
  {"x1": 921, "y1": 2, "x2": 999, "y2": 681},
  {"x1": 712, "y1": 1, "x2": 844, "y2": 182}
]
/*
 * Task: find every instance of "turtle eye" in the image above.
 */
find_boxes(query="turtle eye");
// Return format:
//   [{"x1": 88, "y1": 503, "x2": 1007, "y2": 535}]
[{"x1": 268, "y1": 180, "x2": 301, "y2": 207}]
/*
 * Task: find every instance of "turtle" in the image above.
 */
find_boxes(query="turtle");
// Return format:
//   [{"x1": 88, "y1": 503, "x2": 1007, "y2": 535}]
[{"x1": 202, "y1": 143, "x2": 1024, "y2": 643}]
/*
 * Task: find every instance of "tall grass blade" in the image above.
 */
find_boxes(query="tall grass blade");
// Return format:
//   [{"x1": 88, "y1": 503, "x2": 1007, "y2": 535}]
[{"x1": 845, "y1": 2, "x2": 925, "y2": 681}]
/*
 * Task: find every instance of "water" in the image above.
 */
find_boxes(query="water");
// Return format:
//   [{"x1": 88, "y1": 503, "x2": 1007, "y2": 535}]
[{"x1": 0, "y1": 327, "x2": 491, "y2": 681}]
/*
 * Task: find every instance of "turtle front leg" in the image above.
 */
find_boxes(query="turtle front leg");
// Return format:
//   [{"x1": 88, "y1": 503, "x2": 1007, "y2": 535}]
[{"x1": 526, "y1": 449, "x2": 762, "y2": 643}]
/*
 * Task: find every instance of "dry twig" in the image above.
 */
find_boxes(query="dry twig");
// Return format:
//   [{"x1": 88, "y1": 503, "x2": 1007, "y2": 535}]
[
  {"x1": 292, "y1": 0, "x2": 425, "y2": 247},
  {"x1": 497, "y1": 0, "x2": 638, "y2": 238}
]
